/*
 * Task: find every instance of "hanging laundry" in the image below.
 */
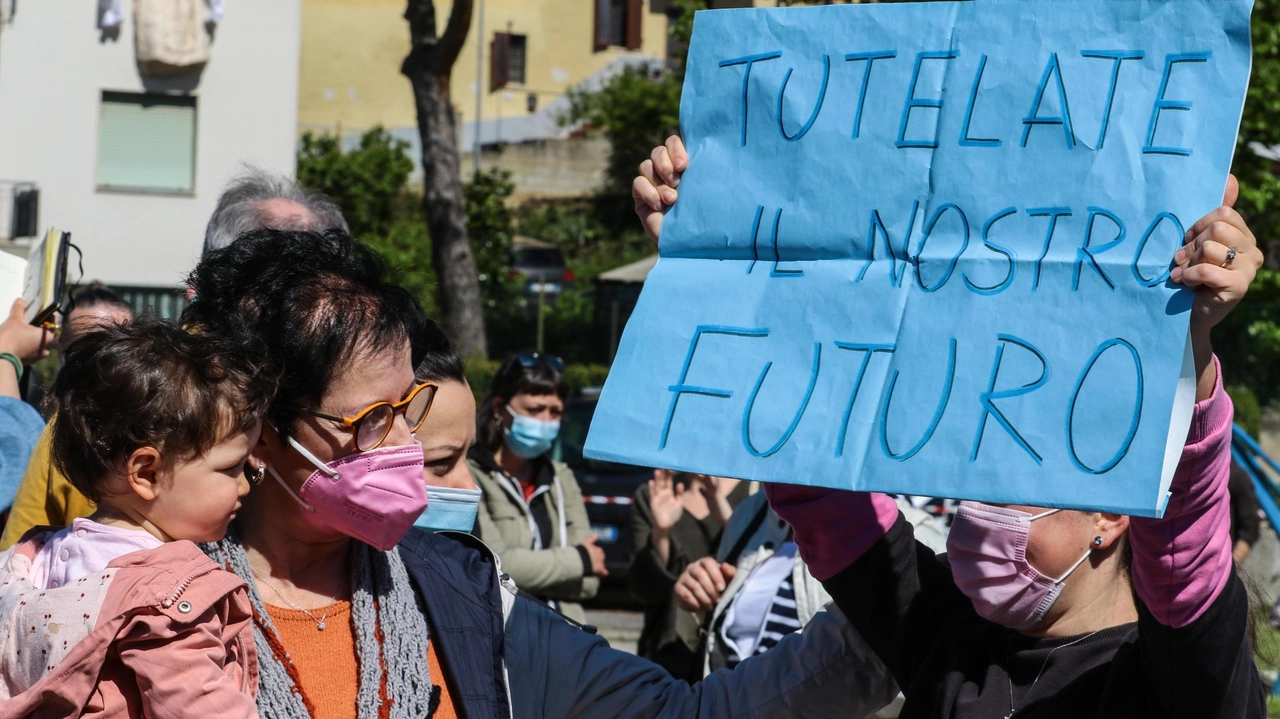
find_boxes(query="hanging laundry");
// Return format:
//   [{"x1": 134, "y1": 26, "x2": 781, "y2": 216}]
[
  {"x1": 134, "y1": 0, "x2": 211, "y2": 75},
  {"x1": 205, "y1": 0, "x2": 225, "y2": 25},
  {"x1": 98, "y1": 0, "x2": 125, "y2": 28}
]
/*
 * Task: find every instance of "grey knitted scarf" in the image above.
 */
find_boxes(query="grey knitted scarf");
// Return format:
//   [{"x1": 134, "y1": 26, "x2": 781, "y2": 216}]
[{"x1": 203, "y1": 530, "x2": 437, "y2": 719}]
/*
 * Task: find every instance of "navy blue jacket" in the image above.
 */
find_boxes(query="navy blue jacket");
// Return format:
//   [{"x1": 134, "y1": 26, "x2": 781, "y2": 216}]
[{"x1": 398, "y1": 527, "x2": 898, "y2": 719}]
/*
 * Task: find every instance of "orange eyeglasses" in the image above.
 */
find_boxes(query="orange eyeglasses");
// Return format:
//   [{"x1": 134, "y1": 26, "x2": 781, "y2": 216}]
[{"x1": 294, "y1": 382, "x2": 438, "y2": 451}]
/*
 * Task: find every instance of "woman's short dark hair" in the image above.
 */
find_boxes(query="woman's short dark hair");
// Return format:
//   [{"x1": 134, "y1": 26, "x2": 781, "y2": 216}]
[
  {"x1": 181, "y1": 228, "x2": 427, "y2": 435},
  {"x1": 476, "y1": 351, "x2": 570, "y2": 450},
  {"x1": 50, "y1": 320, "x2": 276, "y2": 502},
  {"x1": 414, "y1": 317, "x2": 466, "y2": 385}
]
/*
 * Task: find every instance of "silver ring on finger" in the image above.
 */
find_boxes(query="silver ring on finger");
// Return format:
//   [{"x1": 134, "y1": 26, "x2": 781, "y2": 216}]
[{"x1": 1223, "y1": 247, "x2": 1238, "y2": 267}]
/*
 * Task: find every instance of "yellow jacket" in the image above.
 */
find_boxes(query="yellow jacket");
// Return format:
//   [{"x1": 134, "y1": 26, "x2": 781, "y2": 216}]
[{"x1": 0, "y1": 423, "x2": 95, "y2": 549}]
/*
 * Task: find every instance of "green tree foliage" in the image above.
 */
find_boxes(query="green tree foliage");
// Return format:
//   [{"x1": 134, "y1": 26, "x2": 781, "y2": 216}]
[
  {"x1": 297, "y1": 127, "x2": 440, "y2": 316},
  {"x1": 465, "y1": 168, "x2": 520, "y2": 312},
  {"x1": 565, "y1": 66, "x2": 682, "y2": 195},
  {"x1": 1217, "y1": 1, "x2": 1280, "y2": 409},
  {"x1": 296, "y1": 128, "x2": 415, "y2": 238}
]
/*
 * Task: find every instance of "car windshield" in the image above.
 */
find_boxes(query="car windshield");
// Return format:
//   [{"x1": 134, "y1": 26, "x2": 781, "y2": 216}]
[
  {"x1": 515, "y1": 248, "x2": 565, "y2": 268},
  {"x1": 554, "y1": 397, "x2": 645, "y2": 473}
]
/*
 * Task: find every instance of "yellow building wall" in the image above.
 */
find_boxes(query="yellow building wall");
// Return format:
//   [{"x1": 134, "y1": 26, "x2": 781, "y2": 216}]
[{"x1": 299, "y1": 0, "x2": 670, "y2": 134}]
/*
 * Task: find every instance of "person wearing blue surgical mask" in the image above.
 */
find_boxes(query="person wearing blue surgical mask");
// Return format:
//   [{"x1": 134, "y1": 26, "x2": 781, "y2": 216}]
[
  {"x1": 409, "y1": 344, "x2": 483, "y2": 533},
  {"x1": 467, "y1": 351, "x2": 606, "y2": 625}
]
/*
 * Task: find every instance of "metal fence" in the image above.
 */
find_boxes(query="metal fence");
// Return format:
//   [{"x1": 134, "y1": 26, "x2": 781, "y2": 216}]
[{"x1": 112, "y1": 285, "x2": 190, "y2": 321}]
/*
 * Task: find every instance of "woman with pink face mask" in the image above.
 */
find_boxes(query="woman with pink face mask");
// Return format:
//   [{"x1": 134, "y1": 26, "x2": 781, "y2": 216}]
[{"x1": 635, "y1": 137, "x2": 1267, "y2": 718}]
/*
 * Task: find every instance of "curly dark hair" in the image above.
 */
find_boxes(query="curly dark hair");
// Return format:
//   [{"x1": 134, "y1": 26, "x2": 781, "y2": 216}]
[
  {"x1": 181, "y1": 228, "x2": 428, "y2": 435},
  {"x1": 51, "y1": 319, "x2": 277, "y2": 502}
]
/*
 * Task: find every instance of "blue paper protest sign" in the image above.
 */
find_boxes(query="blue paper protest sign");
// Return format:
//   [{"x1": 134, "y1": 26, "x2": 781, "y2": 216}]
[{"x1": 583, "y1": 0, "x2": 1252, "y2": 517}]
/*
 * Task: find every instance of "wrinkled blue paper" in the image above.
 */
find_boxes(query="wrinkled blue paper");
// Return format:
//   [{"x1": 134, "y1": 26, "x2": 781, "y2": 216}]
[{"x1": 584, "y1": 0, "x2": 1252, "y2": 517}]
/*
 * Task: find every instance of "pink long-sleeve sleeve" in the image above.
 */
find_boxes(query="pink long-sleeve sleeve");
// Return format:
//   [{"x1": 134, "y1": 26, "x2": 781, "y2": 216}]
[
  {"x1": 1129, "y1": 357, "x2": 1235, "y2": 629},
  {"x1": 765, "y1": 484, "x2": 900, "y2": 581}
]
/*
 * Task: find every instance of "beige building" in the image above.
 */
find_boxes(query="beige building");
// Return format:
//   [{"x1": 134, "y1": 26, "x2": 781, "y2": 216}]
[{"x1": 299, "y1": 0, "x2": 754, "y2": 195}]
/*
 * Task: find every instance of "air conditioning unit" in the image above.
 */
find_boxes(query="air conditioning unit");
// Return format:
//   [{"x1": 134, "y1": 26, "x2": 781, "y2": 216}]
[{"x1": 11, "y1": 186, "x2": 38, "y2": 239}]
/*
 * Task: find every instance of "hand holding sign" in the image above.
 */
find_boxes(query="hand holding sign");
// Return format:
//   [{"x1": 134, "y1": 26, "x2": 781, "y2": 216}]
[
  {"x1": 634, "y1": 136, "x2": 688, "y2": 244},
  {"x1": 592, "y1": 0, "x2": 1255, "y2": 516}
]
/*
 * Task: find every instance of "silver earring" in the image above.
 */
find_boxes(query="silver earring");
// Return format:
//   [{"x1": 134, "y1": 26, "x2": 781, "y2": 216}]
[
  {"x1": 249, "y1": 462, "x2": 267, "y2": 485},
  {"x1": 1092, "y1": 536, "x2": 1103, "y2": 548}
]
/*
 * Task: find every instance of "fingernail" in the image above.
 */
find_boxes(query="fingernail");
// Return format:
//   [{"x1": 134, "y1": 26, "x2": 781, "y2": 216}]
[
  {"x1": 717, "y1": 584, "x2": 724, "y2": 591},
  {"x1": 662, "y1": 190, "x2": 676, "y2": 204},
  {"x1": 668, "y1": 174, "x2": 677, "y2": 184},
  {"x1": 1174, "y1": 249, "x2": 1186, "y2": 263}
]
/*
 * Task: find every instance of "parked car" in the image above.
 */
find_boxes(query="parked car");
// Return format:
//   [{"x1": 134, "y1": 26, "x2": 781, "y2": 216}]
[
  {"x1": 510, "y1": 235, "x2": 574, "y2": 300},
  {"x1": 553, "y1": 389, "x2": 652, "y2": 580}
]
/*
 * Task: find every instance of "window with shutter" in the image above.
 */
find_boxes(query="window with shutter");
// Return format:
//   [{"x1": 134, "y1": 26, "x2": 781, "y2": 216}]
[
  {"x1": 593, "y1": 0, "x2": 610, "y2": 51},
  {"x1": 97, "y1": 91, "x2": 197, "y2": 194},
  {"x1": 491, "y1": 32, "x2": 511, "y2": 90},
  {"x1": 608, "y1": 0, "x2": 627, "y2": 46},
  {"x1": 508, "y1": 35, "x2": 527, "y2": 85},
  {"x1": 625, "y1": 0, "x2": 643, "y2": 50}
]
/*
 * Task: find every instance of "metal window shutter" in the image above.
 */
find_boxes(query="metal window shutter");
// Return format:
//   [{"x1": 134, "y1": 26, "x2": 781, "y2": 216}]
[{"x1": 97, "y1": 93, "x2": 196, "y2": 193}]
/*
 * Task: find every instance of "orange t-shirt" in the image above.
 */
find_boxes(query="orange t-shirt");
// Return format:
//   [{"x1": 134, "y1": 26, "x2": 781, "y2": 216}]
[{"x1": 267, "y1": 601, "x2": 457, "y2": 719}]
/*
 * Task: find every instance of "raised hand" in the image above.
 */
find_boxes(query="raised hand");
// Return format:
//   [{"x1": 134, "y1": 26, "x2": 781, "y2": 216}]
[
  {"x1": 649, "y1": 469, "x2": 685, "y2": 531},
  {"x1": 633, "y1": 135, "x2": 688, "y2": 244}
]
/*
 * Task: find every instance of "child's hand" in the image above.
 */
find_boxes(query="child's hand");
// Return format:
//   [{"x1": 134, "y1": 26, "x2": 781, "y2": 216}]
[{"x1": 1172, "y1": 174, "x2": 1263, "y2": 335}]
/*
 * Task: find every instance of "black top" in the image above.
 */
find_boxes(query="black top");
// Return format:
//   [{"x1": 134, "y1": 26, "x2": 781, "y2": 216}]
[{"x1": 821, "y1": 515, "x2": 1266, "y2": 718}]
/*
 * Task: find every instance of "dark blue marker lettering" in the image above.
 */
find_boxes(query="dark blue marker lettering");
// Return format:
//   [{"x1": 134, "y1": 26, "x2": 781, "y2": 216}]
[
  {"x1": 1027, "y1": 207, "x2": 1072, "y2": 291},
  {"x1": 746, "y1": 205, "x2": 765, "y2": 273},
  {"x1": 878, "y1": 338, "x2": 957, "y2": 461},
  {"x1": 769, "y1": 207, "x2": 803, "y2": 277},
  {"x1": 662, "y1": 325, "x2": 769, "y2": 449},
  {"x1": 1067, "y1": 338, "x2": 1143, "y2": 474},
  {"x1": 742, "y1": 343, "x2": 822, "y2": 458},
  {"x1": 833, "y1": 342, "x2": 895, "y2": 457},
  {"x1": 1131, "y1": 212, "x2": 1184, "y2": 287},
  {"x1": 778, "y1": 55, "x2": 831, "y2": 142},
  {"x1": 970, "y1": 335, "x2": 1050, "y2": 464},
  {"x1": 964, "y1": 206, "x2": 1018, "y2": 295},
  {"x1": 1080, "y1": 50, "x2": 1143, "y2": 149},
  {"x1": 1143, "y1": 52, "x2": 1211, "y2": 157},
  {"x1": 719, "y1": 51, "x2": 783, "y2": 147},
  {"x1": 960, "y1": 54, "x2": 1001, "y2": 147},
  {"x1": 857, "y1": 201, "x2": 919, "y2": 286},
  {"x1": 845, "y1": 51, "x2": 896, "y2": 139},
  {"x1": 914, "y1": 203, "x2": 970, "y2": 293},
  {"x1": 896, "y1": 51, "x2": 959, "y2": 149},
  {"x1": 1072, "y1": 207, "x2": 1126, "y2": 291},
  {"x1": 1021, "y1": 53, "x2": 1076, "y2": 149}
]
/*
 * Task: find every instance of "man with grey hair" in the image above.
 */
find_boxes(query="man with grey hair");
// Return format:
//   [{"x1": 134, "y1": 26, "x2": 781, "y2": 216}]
[{"x1": 202, "y1": 167, "x2": 349, "y2": 255}]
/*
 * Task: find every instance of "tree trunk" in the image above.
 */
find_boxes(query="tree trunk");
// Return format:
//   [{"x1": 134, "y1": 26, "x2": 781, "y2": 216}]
[{"x1": 402, "y1": 0, "x2": 487, "y2": 359}]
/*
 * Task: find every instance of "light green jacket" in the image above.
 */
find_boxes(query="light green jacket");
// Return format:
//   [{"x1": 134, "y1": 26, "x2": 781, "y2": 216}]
[{"x1": 468, "y1": 456, "x2": 599, "y2": 623}]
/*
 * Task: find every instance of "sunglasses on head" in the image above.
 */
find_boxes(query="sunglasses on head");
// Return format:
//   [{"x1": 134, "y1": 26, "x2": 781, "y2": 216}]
[{"x1": 511, "y1": 350, "x2": 565, "y2": 374}]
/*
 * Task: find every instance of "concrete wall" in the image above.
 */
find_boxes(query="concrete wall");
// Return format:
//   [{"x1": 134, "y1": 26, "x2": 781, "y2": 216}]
[
  {"x1": 0, "y1": 1, "x2": 301, "y2": 288},
  {"x1": 462, "y1": 136, "x2": 611, "y2": 199}
]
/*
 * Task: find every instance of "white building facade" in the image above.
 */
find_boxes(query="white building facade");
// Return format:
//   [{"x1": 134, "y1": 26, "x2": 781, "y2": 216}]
[{"x1": 0, "y1": 1, "x2": 300, "y2": 309}]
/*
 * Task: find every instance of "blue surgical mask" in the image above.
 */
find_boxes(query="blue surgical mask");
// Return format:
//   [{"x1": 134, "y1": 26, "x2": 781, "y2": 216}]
[
  {"x1": 414, "y1": 486, "x2": 483, "y2": 532},
  {"x1": 503, "y1": 406, "x2": 560, "y2": 459}
]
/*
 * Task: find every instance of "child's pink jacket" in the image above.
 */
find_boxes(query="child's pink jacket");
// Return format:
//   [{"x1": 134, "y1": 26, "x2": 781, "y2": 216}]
[{"x1": 0, "y1": 529, "x2": 259, "y2": 719}]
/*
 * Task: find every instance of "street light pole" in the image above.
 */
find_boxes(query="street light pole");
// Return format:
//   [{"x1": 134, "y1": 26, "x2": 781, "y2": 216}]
[{"x1": 473, "y1": 0, "x2": 484, "y2": 177}]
